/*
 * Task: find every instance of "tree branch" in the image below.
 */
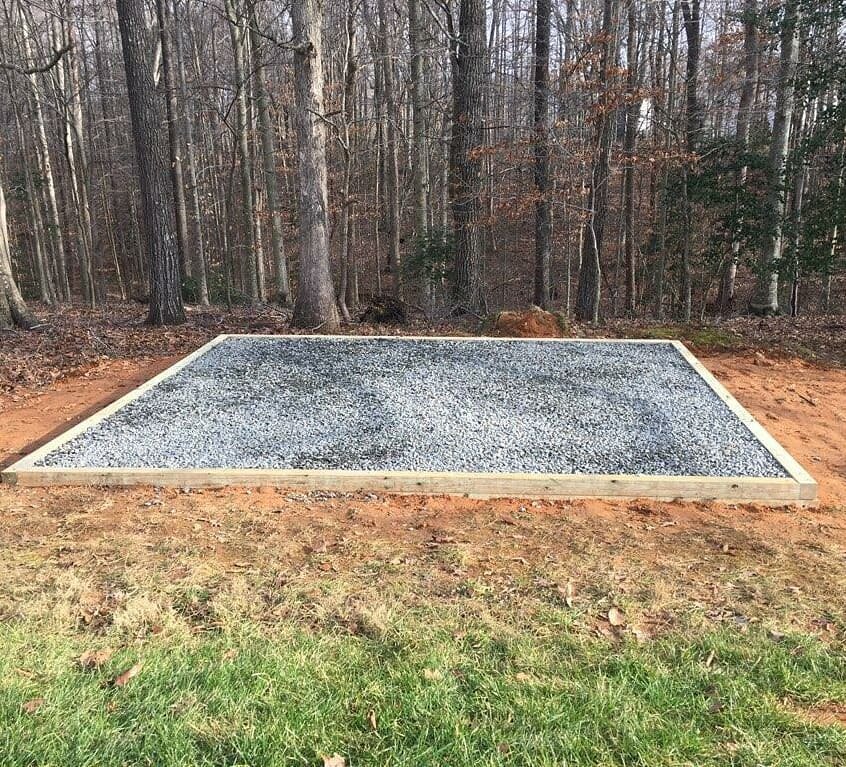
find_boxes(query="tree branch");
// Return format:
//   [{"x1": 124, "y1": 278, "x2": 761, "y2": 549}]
[{"x1": 0, "y1": 42, "x2": 73, "y2": 75}]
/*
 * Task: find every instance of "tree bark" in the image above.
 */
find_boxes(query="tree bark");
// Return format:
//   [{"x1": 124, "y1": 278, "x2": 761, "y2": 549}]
[
  {"x1": 291, "y1": 0, "x2": 340, "y2": 331},
  {"x1": 224, "y1": 0, "x2": 260, "y2": 303},
  {"x1": 116, "y1": 0, "x2": 185, "y2": 325},
  {"x1": 249, "y1": 4, "x2": 291, "y2": 306},
  {"x1": 156, "y1": 0, "x2": 192, "y2": 288},
  {"x1": 751, "y1": 0, "x2": 800, "y2": 315},
  {"x1": 533, "y1": 0, "x2": 552, "y2": 308},
  {"x1": 622, "y1": 0, "x2": 641, "y2": 316},
  {"x1": 0, "y1": 178, "x2": 39, "y2": 329},
  {"x1": 377, "y1": 0, "x2": 402, "y2": 296},
  {"x1": 173, "y1": 0, "x2": 209, "y2": 305},
  {"x1": 449, "y1": 0, "x2": 488, "y2": 312},
  {"x1": 408, "y1": 0, "x2": 430, "y2": 243}
]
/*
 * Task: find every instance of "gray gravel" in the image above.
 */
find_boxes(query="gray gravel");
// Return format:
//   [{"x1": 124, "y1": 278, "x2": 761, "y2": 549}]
[{"x1": 37, "y1": 336, "x2": 788, "y2": 477}]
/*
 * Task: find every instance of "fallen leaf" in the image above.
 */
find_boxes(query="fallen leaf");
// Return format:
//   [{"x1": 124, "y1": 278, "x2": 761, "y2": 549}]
[
  {"x1": 367, "y1": 708, "x2": 377, "y2": 731},
  {"x1": 422, "y1": 668, "x2": 443, "y2": 681},
  {"x1": 78, "y1": 647, "x2": 113, "y2": 670},
  {"x1": 113, "y1": 662, "x2": 143, "y2": 687},
  {"x1": 21, "y1": 698, "x2": 44, "y2": 714},
  {"x1": 322, "y1": 755, "x2": 346, "y2": 767},
  {"x1": 558, "y1": 580, "x2": 576, "y2": 608},
  {"x1": 222, "y1": 649, "x2": 238, "y2": 662},
  {"x1": 607, "y1": 607, "x2": 626, "y2": 627}
]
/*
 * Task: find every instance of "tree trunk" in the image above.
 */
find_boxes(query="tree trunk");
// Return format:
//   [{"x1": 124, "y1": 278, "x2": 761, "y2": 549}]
[
  {"x1": 249, "y1": 4, "x2": 291, "y2": 306},
  {"x1": 622, "y1": 0, "x2": 641, "y2": 316},
  {"x1": 751, "y1": 0, "x2": 800, "y2": 315},
  {"x1": 21, "y1": 10, "x2": 68, "y2": 301},
  {"x1": 173, "y1": 0, "x2": 209, "y2": 305},
  {"x1": 575, "y1": 0, "x2": 617, "y2": 323},
  {"x1": 290, "y1": 0, "x2": 340, "y2": 331},
  {"x1": 156, "y1": 0, "x2": 192, "y2": 289},
  {"x1": 680, "y1": 0, "x2": 701, "y2": 321},
  {"x1": 533, "y1": 0, "x2": 551, "y2": 308},
  {"x1": 0, "y1": 178, "x2": 39, "y2": 329},
  {"x1": 224, "y1": 0, "x2": 260, "y2": 303},
  {"x1": 116, "y1": 0, "x2": 185, "y2": 325},
  {"x1": 408, "y1": 0, "x2": 430, "y2": 243},
  {"x1": 377, "y1": 0, "x2": 402, "y2": 296},
  {"x1": 449, "y1": 0, "x2": 488, "y2": 312},
  {"x1": 718, "y1": 0, "x2": 758, "y2": 312}
]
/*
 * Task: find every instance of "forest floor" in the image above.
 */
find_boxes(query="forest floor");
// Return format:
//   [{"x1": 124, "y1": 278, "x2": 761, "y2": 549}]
[{"x1": 0, "y1": 304, "x2": 845, "y2": 765}]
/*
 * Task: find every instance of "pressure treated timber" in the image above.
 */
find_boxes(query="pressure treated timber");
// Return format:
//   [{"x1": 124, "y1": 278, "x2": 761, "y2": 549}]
[{"x1": 1, "y1": 334, "x2": 817, "y2": 504}]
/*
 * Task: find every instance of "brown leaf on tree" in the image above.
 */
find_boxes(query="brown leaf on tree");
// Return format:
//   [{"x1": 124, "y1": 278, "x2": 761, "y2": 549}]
[
  {"x1": 113, "y1": 662, "x2": 143, "y2": 687},
  {"x1": 21, "y1": 697, "x2": 45, "y2": 714},
  {"x1": 78, "y1": 647, "x2": 114, "y2": 670}
]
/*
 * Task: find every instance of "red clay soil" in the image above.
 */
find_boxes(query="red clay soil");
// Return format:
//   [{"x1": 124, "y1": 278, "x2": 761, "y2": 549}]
[{"x1": 0, "y1": 346, "x2": 845, "y2": 642}]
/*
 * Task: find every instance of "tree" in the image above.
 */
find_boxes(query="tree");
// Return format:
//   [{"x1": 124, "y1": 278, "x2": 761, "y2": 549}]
[
  {"x1": 290, "y1": 0, "x2": 340, "y2": 331},
  {"x1": 533, "y1": 0, "x2": 552, "y2": 309},
  {"x1": 116, "y1": 0, "x2": 185, "y2": 325},
  {"x1": 717, "y1": 0, "x2": 758, "y2": 311},
  {"x1": 0, "y1": 177, "x2": 38, "y2": 329},
  {"x1": 449, "y1": 0, "x2": 488, "y2": 312},
  {"x1": 574, "y1": 0, "x2": 618, "y2": 322},
  {"x1": 750, "y1": 0, "x2": 801, "y2": 315}
]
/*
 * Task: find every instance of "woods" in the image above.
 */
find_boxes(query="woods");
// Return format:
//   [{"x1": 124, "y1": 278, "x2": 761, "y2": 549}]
[{"x1": 0, "y1": 0, "x2": 844, "y2": 328}]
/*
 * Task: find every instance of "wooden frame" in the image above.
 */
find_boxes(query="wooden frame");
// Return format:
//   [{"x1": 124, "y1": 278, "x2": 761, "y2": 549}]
[{"x1": 1, "y1": 334, "x2": 817, "y2": 505}]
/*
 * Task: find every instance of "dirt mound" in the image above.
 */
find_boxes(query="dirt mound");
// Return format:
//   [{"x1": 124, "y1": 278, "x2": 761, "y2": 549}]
[{"x1": 491, "y1": 307, "x2": 565, "y2": 338}]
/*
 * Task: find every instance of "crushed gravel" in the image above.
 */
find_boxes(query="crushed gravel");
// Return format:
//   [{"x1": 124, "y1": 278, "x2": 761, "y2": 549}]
[{"x1": 37, "y1": 336, "x2": 789, "y2": 477}]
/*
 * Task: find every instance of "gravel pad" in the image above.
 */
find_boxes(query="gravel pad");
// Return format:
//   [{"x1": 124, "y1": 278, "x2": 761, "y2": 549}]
[{"x1": 37, "y1": 336, "x2": 788, "y2": 477}]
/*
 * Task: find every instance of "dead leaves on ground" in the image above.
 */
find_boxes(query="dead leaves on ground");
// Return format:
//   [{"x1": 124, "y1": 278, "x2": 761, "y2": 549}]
[
  {"x1": 21, "y1": 697, "x2": 45, "y2": 714},
  {"x1": 78, "y1": 647, "x2": 114, "y2": 670},
  {"x1": 112, "y1": 662, "x2": 143, "y2": 687}
]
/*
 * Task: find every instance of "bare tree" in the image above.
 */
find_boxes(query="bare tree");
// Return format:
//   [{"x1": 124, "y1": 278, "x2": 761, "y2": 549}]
[
  {"x1": 533, "y1": 0, "x2": 551, "y2": 308},
  {"x1": 449, "y1": 0, "x2": 488, "y2": 312},
  {"x1": 291, "y1": 0, "x2": 340, "y2": 331},
  {"x1": 751, "y1": 0, "x2": 800, "y2": 315},
  {"x1": 575, "y1": 0, "x2": 618, "y2": 322},
  {"x1": 116, "y1": 0, "x2": 185, "y2": 324}
]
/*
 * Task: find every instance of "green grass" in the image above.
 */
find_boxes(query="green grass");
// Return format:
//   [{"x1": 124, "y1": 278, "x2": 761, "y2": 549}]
[{"x1": 1, "y1": 617, "x2": 844, "y2": 766}]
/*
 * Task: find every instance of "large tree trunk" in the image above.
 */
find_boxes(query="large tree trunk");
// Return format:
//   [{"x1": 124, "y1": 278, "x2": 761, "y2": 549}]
[
  {"x1": 679, "y1": 0, "x2": 701, "y2": 321},
  {"x1": 574, "y1": 0, "x2": 617, "y2": 323},
  {"x1": 156, "y1": 0, "x2": 192, "y2": 288},
  {"x1": 249, "y1": 5, "x2": 291, "y2": 306},
  {"x1": 116, "y1": 0, "x2": 185, "y2": 325},
  {"x1": 0, "y1": 179, "x2": 39, "y2": 330},
  {"x1": 751, "y1": 0, "x2": 800, "y2": 315},
  {"x1": 533, "y1": 0, "x2": 551, "y2": 308},
  {"x1": 449, "y1": 0, "x2": 488, "y2": 312},
  {"x1": 291, "y1": 0, "x2": 340, "y2": 331}
]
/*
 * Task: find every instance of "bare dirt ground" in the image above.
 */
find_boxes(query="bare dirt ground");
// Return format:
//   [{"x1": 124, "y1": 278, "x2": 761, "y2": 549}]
[{"x1": 0, "y1": 307, "x2": 844, "y2": 651}]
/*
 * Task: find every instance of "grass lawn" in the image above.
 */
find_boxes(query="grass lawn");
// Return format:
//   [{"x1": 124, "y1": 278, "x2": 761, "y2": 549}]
[
  {"x1": 1, "y1": 482, "x2": 845, "y2": 766},
  {"x1": 1, "y1": 614, "x2": 845, "y2": 766}
]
